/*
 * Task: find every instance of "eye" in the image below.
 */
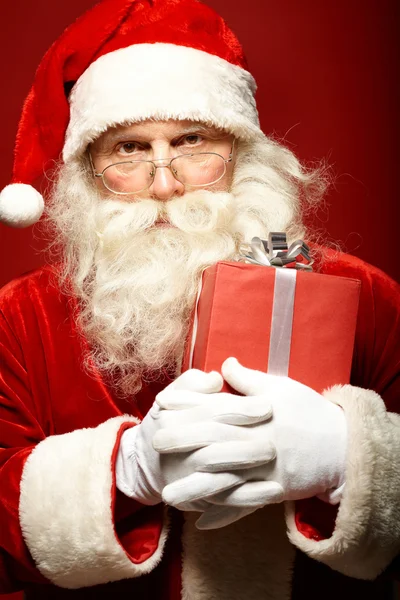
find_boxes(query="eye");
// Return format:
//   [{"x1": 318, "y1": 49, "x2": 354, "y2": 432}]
[
  {"x1": 117, "y1": 142, "x2": 140, "y2": 156},
  {"x1": 180, "y1": 134, "x2": 203, "y2": 146}
]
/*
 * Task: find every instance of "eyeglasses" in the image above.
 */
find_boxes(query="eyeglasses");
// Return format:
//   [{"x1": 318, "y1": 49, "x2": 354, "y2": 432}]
[{"x1": 91, "y1": 145, "x2": 234, "y2": 195}]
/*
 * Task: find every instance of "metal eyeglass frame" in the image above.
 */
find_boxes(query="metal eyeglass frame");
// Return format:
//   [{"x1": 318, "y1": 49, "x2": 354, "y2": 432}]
[{"x1": 89, "y1": 140, "x2": 235, "y2": 195}]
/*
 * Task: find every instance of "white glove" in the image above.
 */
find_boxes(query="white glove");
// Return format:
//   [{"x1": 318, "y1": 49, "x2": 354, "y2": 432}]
[
  {"x1": 116, "y1": 368, "x2": 272, "y2": 507},
  {"x1": 116, "y1": 369, "x2": 224, "y2": 504},
  {"x1": 153, "y1": 385, "x2": 274, "y2": 510},
  {"x1": 156, "y1": 358, "x2": 347, "y2": 530}
]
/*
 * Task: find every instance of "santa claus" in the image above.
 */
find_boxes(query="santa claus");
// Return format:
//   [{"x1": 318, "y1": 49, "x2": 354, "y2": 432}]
[{"x1": 0, "y1": 0, "x2": 399, "y2": 598}]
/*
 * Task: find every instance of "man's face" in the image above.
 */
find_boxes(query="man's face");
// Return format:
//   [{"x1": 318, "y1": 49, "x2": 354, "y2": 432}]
[{"x1": 89, "y1": 120, "x2": 235, "y2": 203}]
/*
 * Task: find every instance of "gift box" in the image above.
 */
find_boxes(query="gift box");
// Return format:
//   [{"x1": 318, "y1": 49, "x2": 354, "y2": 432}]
[{"x1": 182, "y1": 260, "x2": 361, "y2": 393}]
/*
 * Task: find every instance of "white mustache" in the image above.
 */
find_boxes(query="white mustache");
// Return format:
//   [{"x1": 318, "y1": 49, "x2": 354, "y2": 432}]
[{"x1": 96, "y1": 190, "x2": 234, "y2": 237}]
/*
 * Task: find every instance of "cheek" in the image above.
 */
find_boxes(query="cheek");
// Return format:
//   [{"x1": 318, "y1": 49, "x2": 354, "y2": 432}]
[
  {"x1": 208, "y1": 162, "x2": 234, "y2": 192},
  {"x1": 91, "y1": 168, "x2": 125, "y2": 198},
  {"x1": 103, "y1": 170, "x2": 126, "y2": 190}
]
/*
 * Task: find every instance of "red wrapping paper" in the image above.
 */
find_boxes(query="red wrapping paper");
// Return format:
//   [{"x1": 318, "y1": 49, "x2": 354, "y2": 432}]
[{"x1": 182, "y1": 261, "x2": 361, "y2": 393}]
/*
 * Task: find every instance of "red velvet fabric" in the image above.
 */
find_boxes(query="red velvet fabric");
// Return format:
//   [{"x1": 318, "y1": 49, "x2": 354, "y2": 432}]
[
  {"x1": 0, "y1": 264, "x2": 172, "y2": 595},
  {"x1": 0, "y1": 250, "x2": 399, "y2": 597}
]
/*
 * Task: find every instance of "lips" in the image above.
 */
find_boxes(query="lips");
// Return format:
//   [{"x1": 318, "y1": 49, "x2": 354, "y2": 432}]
[{"x1": 153, "y1": 219, "x2": 172, "y2": 228}]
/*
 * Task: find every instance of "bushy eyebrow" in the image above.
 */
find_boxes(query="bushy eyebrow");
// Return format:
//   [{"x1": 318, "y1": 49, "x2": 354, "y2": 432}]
[
  {"x1": 94, "y1": 124, "x2": 229, "y2": 150},
  {"x1": 95, "y1": 131, "x2": 140, "y2": 149}
]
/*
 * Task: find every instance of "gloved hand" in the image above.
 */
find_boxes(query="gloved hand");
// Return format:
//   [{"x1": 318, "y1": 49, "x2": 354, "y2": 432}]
[
  {"x1": 116, "y1": 368, "x2": 273, "y2": 507},
  {"x1": 153, "y1": 382, "x2": 275, "y2": 511},
  {"x1": 116, "y1": 368, "x2": 224, "y2": 504},
  {"x1": 156, "y1": 358, "x2": 347, "y2": 530}
]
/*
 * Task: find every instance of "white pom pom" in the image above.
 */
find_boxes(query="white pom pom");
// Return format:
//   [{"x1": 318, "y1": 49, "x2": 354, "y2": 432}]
[{"x1": 0, "y1": 183, "x2": 44, "y2": 228}]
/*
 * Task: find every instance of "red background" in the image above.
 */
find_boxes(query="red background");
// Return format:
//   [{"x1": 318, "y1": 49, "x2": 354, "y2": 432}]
[
  {"x1": 0, "y1": 2, "x2": 399, "y2": 597},
  {"x1": 0, "y1": 0, "x2": 399, "y2": 288}
]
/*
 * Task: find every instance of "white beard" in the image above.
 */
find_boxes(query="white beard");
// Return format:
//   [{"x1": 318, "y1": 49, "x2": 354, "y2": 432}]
[
  {"x1": 80, "y1": 191, "x2": 239, "y2": 394},
  {"x1": 47, "y1": 136, "x2": 322, "y2": 395}
]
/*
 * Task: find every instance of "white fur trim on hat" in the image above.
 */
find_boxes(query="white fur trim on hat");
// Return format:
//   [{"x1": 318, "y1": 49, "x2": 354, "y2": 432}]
[
  {"x1": 286, "y1": 384, "x2": 400, "y2": 580},
  {"x1": 19, "y1": 416, "x2": 169, "y2": 589},
  {"x1": 0, "y1": 183, "x2": 44, "y2": 227},
  {"x1": 63, "y1": 43, "x2": 262, "y2": 162}
]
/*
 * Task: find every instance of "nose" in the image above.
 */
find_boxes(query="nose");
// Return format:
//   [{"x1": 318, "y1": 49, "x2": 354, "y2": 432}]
[{"x1": 148, "y1": 163, "x2": 185, "y2": 201}]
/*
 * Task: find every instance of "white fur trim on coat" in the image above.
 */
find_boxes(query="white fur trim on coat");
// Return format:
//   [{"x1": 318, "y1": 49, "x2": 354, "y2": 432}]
[
  {"x1": 19, "y1": 416, "x2": 169, "y2": 589},
  {"x1": 63, "y1": 43, "x2": 262, "y2": 162},
  {"x1": 286, "y1": 385, "x2": 400, "y2": 580}
]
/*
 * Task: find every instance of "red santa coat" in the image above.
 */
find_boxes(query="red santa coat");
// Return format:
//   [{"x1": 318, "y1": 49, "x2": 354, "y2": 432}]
[{"x1": 0, "y1": 250, "x2": 399, "y2": 599}]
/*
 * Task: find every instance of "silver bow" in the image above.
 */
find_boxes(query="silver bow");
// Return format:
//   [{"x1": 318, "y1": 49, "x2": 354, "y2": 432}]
[{"x1": 241, "y1": 232, "x2": 313, "y2": 272}]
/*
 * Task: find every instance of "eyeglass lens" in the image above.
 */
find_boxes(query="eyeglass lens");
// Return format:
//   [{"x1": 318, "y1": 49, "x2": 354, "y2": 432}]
[{"x1": 102, "y1": 153, "x2": 226, "y2": 194}]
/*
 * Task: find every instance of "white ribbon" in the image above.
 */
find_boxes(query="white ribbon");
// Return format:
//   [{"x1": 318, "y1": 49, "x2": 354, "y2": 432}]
[{"x1": 267, "y1": 268, "x2": 297, "y2": 376}]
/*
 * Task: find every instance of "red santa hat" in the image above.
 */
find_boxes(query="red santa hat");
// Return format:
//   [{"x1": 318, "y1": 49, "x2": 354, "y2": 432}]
[{"x1": 0, "y1": 0, "x2": 261, "y2": 228}]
